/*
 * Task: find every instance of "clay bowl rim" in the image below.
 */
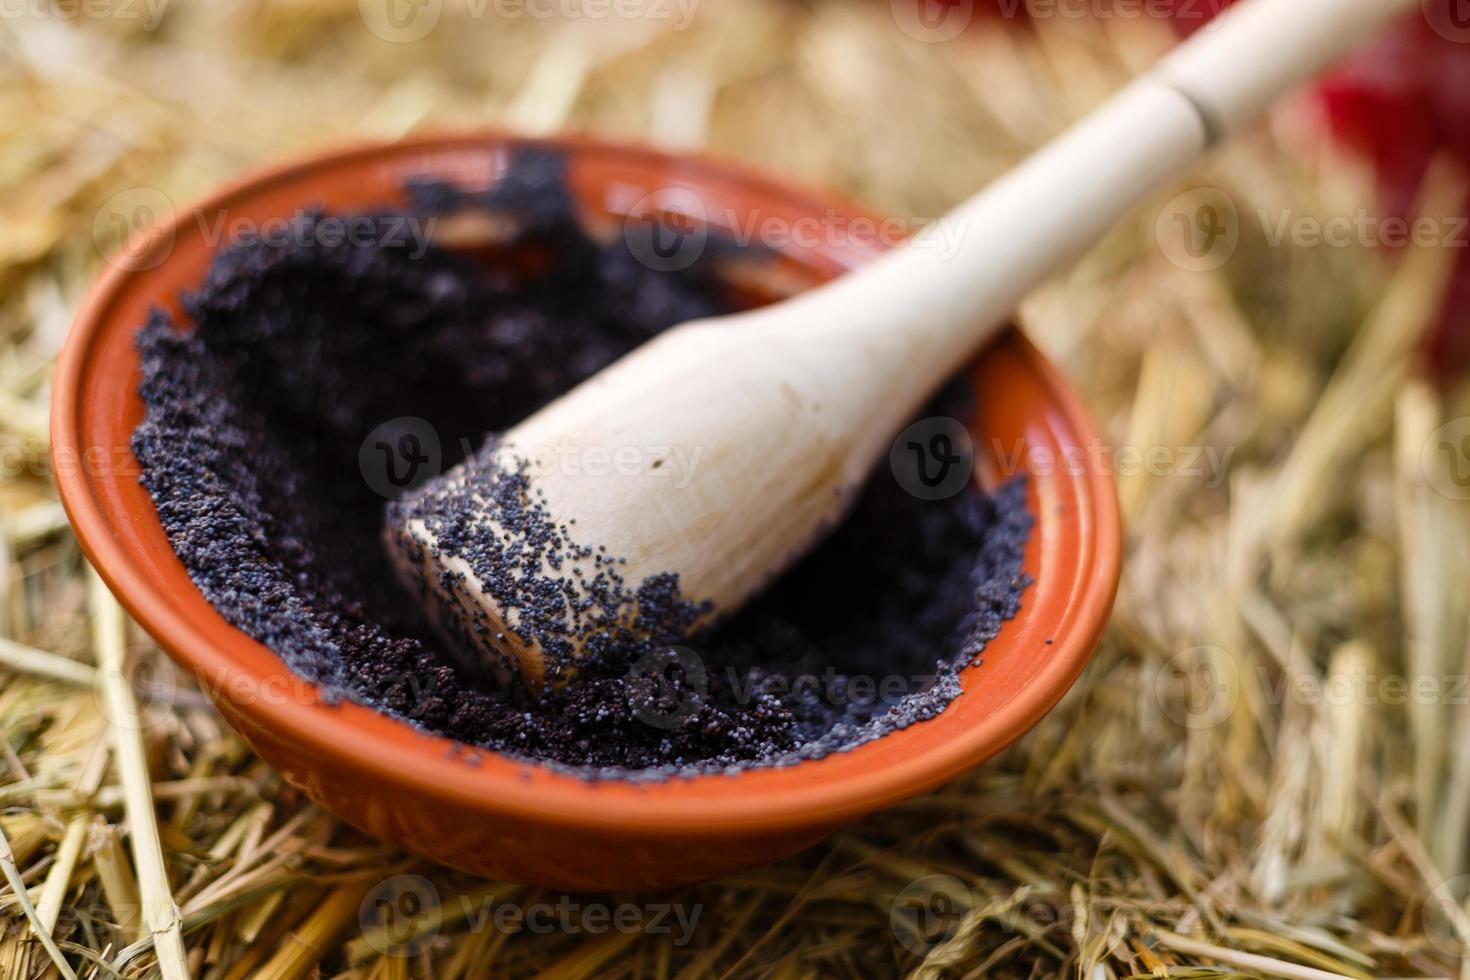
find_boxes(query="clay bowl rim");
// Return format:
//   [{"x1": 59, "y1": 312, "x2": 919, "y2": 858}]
[{"x1": 53, "y1": 132, "x2": 1121, "y2": 837}]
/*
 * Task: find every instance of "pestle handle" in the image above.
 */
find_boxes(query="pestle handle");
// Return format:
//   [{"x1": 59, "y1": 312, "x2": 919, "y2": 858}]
[
  {"x1": 768, "y1": 0, "x2": 1418, "y2": 404},
  {"x1": 389, "y1": 0, "x2": 1418, "y2": 686},
  {"x1": 1155, "y1": 0, "x2": 1421, "y2": 142}
]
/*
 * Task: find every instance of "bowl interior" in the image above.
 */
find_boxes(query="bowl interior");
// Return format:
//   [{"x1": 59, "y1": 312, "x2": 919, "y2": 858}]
[{"x1": 53, "y1": 135, "x2": 1120, "y2": 834}]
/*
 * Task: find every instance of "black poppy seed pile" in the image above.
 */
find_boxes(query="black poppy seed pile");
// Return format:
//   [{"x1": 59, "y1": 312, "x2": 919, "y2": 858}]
[{"x1": 132, "y1": 148, "x2": 1034, "y2": 779}]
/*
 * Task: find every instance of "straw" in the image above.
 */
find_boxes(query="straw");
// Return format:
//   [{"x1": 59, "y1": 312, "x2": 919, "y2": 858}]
[
  {"x1": 89, "y1": 819, "x2": 143, "y2": 945},
  {"x1": 0, "y1": 822, "x2": 77, "y2": 980},
  {"x1": 2, "y1": 2, "x2": 1469, "y2": 976},
  {"x1": 88, "y1": 568, "x2": 190, "y2": 980}
]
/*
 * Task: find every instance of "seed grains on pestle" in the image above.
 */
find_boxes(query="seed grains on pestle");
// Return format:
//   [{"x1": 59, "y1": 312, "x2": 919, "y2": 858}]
[
  {"x1": 387, "y1": 446, "x2": 714, "y2": 685},
  {"x1": 132, "y1": 148, "x2": 1033, "y2": 779}
]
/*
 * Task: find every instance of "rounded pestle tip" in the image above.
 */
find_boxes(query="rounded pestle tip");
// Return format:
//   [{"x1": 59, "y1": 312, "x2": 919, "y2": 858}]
[{"x1": 385, "y1": 440, "x2": 711, "y2": 688}]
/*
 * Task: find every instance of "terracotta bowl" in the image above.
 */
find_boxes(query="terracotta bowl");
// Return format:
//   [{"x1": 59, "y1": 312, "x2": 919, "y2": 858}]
[{"x1": 53, "y1": 134, "x2": 1120, "y2": 890}]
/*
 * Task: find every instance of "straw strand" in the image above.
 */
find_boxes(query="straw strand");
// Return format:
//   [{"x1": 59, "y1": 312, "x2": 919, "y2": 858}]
[{"x1": 88, "y1": 568, "x2": 190, "y2": 980}]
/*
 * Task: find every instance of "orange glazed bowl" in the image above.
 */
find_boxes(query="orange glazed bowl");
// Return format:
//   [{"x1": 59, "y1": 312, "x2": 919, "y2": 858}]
[{"x1": 53, "y1": 134, "x2": 1120, "y2": 890}]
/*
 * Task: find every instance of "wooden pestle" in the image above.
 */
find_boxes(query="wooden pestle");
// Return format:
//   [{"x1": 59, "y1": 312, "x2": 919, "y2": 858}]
[{"x1": 388, "y1": 0, "x2": 1416, "y2": 686}]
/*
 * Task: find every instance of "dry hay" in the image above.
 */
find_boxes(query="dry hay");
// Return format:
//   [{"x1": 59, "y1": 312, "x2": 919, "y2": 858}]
[{"x1": 1, "y1": 1, "x2": 1468, "y2": 977}]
